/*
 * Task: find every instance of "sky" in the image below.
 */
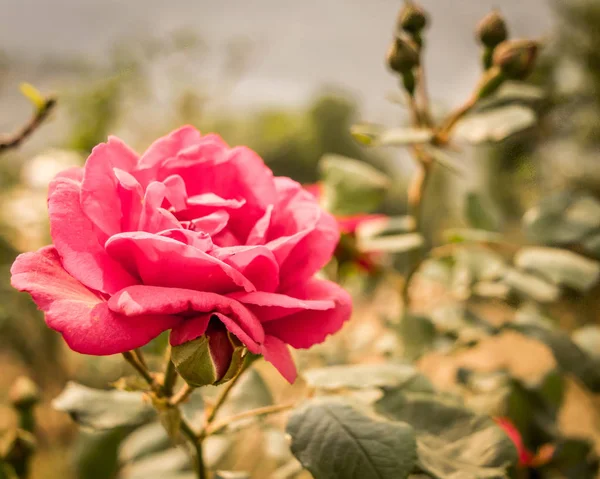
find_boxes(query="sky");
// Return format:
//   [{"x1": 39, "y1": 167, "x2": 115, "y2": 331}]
[{"x1": 0, "y1": 0, "x2": 554, "y2": 119}]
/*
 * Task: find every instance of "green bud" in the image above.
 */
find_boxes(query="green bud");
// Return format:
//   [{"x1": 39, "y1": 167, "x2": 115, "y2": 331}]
[
  {"x1": 474, "y1": 66, "x2": 506, "y2": 100},
  {"x1": 171, "y1": 321, "x2": 246, "y2": 388},
  {"x1": 386, "y1": 35, "x2": 420, "y2": 76},
  {"x1": 9, "y1": 377, "x2": 40, "y2": 411},
  {"x1": 397, "y1": 2, "x2": 428, "y2": 35},
  {"x1": 476, "y1": 10, "x2": 508, "y2": 49},
  {"x1": 493, "y1": 39, "x2": 539, "y2": 80}
]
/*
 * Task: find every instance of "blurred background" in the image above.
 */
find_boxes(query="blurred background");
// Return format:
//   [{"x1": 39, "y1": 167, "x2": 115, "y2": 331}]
[{"x1": 2, "y1": 0, "x2": 600, "y2": 477}]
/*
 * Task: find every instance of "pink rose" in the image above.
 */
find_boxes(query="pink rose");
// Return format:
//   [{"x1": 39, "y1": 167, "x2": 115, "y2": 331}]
[{"x1": 11, "y1": 127, "x2": 352, "y2": 383}]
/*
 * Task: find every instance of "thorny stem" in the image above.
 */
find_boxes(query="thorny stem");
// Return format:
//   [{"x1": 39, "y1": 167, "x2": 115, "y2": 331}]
[
  {"x1": 180, "y1": 419, "x2": 206, "y2": 479},
  {"x1": 122, "y1": 351, "x2": 157, "y2": 390},
  {"x1": 435, "y1": 96, "x2": 477, "y2": 144},
  {"x1": 162, "y1": 348, "x2": 178, "y2": 397},
  {"x1": 203, "y1": 362, "x2": 248, "y2": 428},
  {"x1": 0, "y1": 98, "x2": 56, "y2": 154},
  {"x1": 122, "y1": 351, "x2": 206, "y2": 479},
  {"x1": 203, "y1": 402, "x2": 295, "y2": 438},
  {"x1": 170, "y1": 383, "x2": 195, "y2": 407}
]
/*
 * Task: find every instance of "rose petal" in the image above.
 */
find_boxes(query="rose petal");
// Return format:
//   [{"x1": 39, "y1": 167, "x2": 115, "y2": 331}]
[
  {"x1": 80, "y1": 136, "x2": 139, "y2": 241},
  {"x1": 108, "y1": 285, "x2": 264, "y2": 352},
  {"x1": 11, "y1": 246, "x2": 178, "y2": 355},
  {"x1": 268, "y1": 178, "x2": 339, "y2": 290},
  {"x1": 262, "y1": 278, "x2": 352, "y2": 349},
  {"x1": 212, "y1": 245, "x2": 280, "y2": 293},
  {"x1": 159, "y1": 229, "x2": 213, "y2": 251},
  {"x1": 163, "y1": 174, "x2": 188, "y2": 211},
  {"x1": 246, "y1": 205, "x2": 273, "y2": 246},
  {"x1": 105, "y1": 232, "x2": 256, "y2": 294},
  {"x1": 261, "y1": 335, "x2": 297, "y2": 383},
  {"x1": 113, "y1": 168, "x2": 144, "y2": 232},
  {"x1": 48, "y1": 177, "x2": 138, "y2": 294},
  {"x1": 229, "y1": 290, "x2": 334, "y2": 322},
  {"x1": 138, "y1": 181, "x2": 180, "y2": 233},
  {"x1": 138, "y1": 126, "x2": 202, "y2": 169}
]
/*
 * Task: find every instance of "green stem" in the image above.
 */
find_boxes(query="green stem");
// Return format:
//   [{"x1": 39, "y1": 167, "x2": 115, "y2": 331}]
[
  {"x1": 122, "y1": 351, "x2": 157, "y2": 390},
  {"x1": 163, "y1": 356, "x2": 178, "y2": 397},
  {"x1": 180, "y1": 419, "x2": 206, "y2": 479},
  {"x1": 204, "y1": 364, "x2": 246, "y2": 427}
]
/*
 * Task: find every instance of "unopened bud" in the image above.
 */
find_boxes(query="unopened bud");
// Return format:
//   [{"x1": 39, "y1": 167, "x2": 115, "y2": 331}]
[
  {"x1": 476, "y1": 10, "x2": 508, "y2": 49},
  {"x1": 397, "y1": 2, "x2": 428, "y2": 36},
  {"x1": 9, "y1": 377, "x2": 40, "y2": 411},
  {"x1": 171, "y1": 320, "x2": 246, "y2": 388},
  {"x1": 474, "y1": 66, "x2": 506, "y2": 100},
  {"x1": 493, "y1": 39, "x2": 539, "y2": 80},
  {"x1": 386, "y1": 35, "x2": 420, "y2": 75}
]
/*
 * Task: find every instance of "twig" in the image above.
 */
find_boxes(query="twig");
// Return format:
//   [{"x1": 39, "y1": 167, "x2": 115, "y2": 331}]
[
  {"x1": 170, "y1": 383, "x2": 196, "y2": 407},
  {"x1": 202, "y1": 362, "x2": 249, "y2": 428},
  {"x1": 204, "y1": 403, "x2": 295, "y2": 438},
  {"x1": 122, "y1": 351, "x2": 158, "y2": 391},
  {"x1": 0, "y1": 98, "x2": 56, "y2": 154}
]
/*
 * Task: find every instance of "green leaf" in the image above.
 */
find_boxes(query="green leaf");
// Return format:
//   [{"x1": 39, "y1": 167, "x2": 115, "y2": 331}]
[
  {"x1": 319, "y1": 154, "x2": 390, "y2": 216},
  {"x1": 507, "y1": 319, "x2": 600, "y2": 392},
  {"x1": 501, "y1": 268, "x2": 561, "y2": 303},
  {"x1": 514, "y1": 247, "x2": 600, "y2": 292},
  {"x1": 355, "y1": 215, "x2": 415, "y2": 238},
  {"x1": 287, "y1": 399, "x2": 417, "y2": 479},
  {"x1": 455, "y1": 105, "x2": 536, "y2": 143},
  {"x1": 119, "y1": 423, "x2": 171, "y2": 464},
  {"x1": 120, "y1": 449, "x2": 190, "y2": 479},
  {"x1": 424, "y1": 146, "x2": 466, "y2": 176},
  {"x1": 350, "y1": 123, "x2": 384, "y2": 145},
  {"x1": 464, "y1": 192, "x2": 500, "y2": 231},
  {"x1": 442, "y1": 228, "x2": 504, "y2": 244},
  {"x1": 523, "y1": 191, "x2": 600, "y2": 245},
  {"x1": 398, "y1": 314, "x2": 437, "y2": 361},
  {"x1": 357, "y1": 232, "x2": 424, "y2": 254},
  {"x1": 572, "y1": 325, "x2": 600, "y2": 360},
  {"x1": 377, "y1": 128, "x2": 433, "y2": 146},
  {"x1": 350, "y1": 124, "x2": 433, "y2": 147},
  {"x1": 303, "y1": 363, "x2": 425, "y2": 390},
  {"x1": 582, "y1": 233, "x2": 600, "y2": 260},
  {"x1": 53, "y1": 382, "x2": 155, "y2": 430},
  {"x1": 376, "y1": 392, "x2": 518, "y2": 479},
  {"x1": 214, "y1": 472, "x2": 251, "y2": 479},
  {"x1": 19, "y1": 83, "x2": 47, "y2": 111},
  {"x1": 541, "y1": 438, "x2": 599, "y2": 479}
]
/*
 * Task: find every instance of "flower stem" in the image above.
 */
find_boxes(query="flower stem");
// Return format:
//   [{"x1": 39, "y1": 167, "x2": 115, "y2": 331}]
[
  {"x1": 162, "y1": 350, "x2": 178, "y2": 397},
  {"x1": 122, "y1": 351, "x2": 157, "y2": 390},
  {"x1": 180, "y1": 419, "x2": 206, "y2": 479},
  {"x1": 203, "y1": 363, "x2": 247, "y2": 427},
  {"x1": 170, "y1": 383, "x2": 195, "y2": 407},
  {"x1": 204, "y1": 402, "x2": 294, "y2": 438}
]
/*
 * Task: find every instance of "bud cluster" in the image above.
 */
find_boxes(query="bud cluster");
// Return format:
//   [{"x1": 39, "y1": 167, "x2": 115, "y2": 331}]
[{"x1": 386, "y1": 2, "x2": 429, "y2": 96}]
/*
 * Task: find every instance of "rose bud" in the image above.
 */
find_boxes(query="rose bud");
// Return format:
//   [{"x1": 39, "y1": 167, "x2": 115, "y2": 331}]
[
  {"x1": 493, "y1": 39, "x2": 539, "y2": 80},
  {"x1": 171, "y1": 318, "x2": 247, "y2": 387},
  {"x1": 476, "y1": 10, "x2": 508, "y2": 49},
  {"x1": 386, "y1": 35, "x2": 420, "y2": 75},
  {"x1": 397, "y1": 2, "x2": 428, "y2": 36}
]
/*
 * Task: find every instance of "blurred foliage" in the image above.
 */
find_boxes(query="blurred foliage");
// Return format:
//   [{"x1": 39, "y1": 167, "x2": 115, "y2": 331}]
[{"x1": 3, "y1": 1, "x2": 600, "y2": 478}]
